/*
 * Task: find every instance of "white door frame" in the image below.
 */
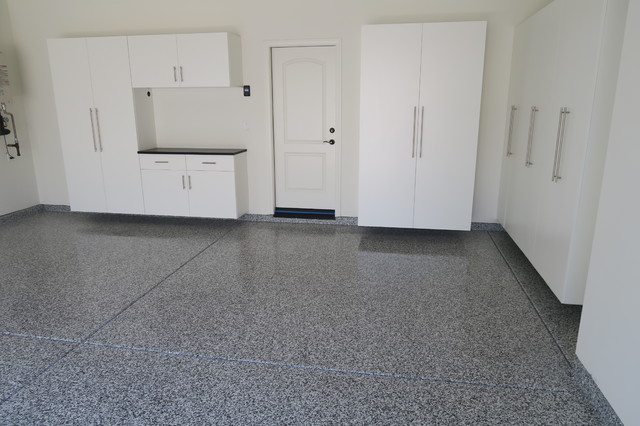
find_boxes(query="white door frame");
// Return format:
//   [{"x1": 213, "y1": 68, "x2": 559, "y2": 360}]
[{"x1": 264, "y1": 39, "x2": 342, "y2": 216}]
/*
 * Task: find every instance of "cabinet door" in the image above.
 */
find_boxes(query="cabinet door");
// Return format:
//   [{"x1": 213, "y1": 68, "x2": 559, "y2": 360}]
[
  {"x1": 413, "y1": 22, "x2": 486, "y2": 230},
  {"x1": 358, "y1": 24, "x2": 422, "y2": 228},
  {"x1": 48, "y1": 38, "x2": 106, "y2": 213},
  {"x1": 141, "y1": 170, "x2": 190, "y2": 216},
  {"x1": 87, "y1": 37, "x2": 144, "y2": 214},
  {"x1": 177, "y1": 33, "x2": 241, "y2": 87},
  {"x1": 533, "y1": 0, "x2": 608, "y2": 303},
  {"x1": 128, "y1": 35, "x2": 178, "y2": 88},
  {"x1": 498, "y1": 19, "x2": 528, "y2": 225},
  {"x1": 188, "y1": 171, "x2": 237, "y2": 218},
  {"x1": 503, "y1": 3, "x2": 561, "y2": 256}
]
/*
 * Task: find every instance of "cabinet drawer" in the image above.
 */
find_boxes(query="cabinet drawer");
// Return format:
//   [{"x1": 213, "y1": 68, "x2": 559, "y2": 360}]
[
  {"x1": 186, "y1": 155, "x2": 234, "y2": 171},
  {"x1": 139, "y1": 154, "x2": 186, "y2": 170}
]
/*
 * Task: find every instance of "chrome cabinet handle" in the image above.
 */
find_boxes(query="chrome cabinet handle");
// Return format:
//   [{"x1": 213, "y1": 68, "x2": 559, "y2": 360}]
[
  {"x1": 95, "y1": 108, "x2": 103, "y2": 152},
  {"x1": 180, "y1": 66, "x2": 184, "y2": 82},
  {"x1": 89, "y1": 108, "x2": 97, "y2": 152},
  {"x1": 419, "y1": 106, "x2": 425, "y2": 158},
  {"x1": 526, "y1": 106, "x2": 538, "y2": 167},
  {"x1": 506, "y1": 105, "x2": 517, "y2": 157},
  {"x1": 202, "y1": 161, "x2": 217, "y2": 165},
  {"x1": 411, "y1": 106, "x2": 417, "y2": 158},
  {"x1": 173, "y1": 66, "x2": 177, "y2": 82},
  {"x1": 154, "y1": 161, "x2": 169, "y2": 164},
  {"x1": 188, "y1": 175, "x2": 192, "y2": 189},
  {"x1": 182, "y1": 175, "x2": 185, "y2": 189},
  {"x1": 552, "y1": 107, "x2": 570, "y2": 182}
]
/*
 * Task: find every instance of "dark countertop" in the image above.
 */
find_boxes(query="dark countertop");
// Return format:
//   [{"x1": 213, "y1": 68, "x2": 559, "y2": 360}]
[{"x1": 138, "y1": 148, "x2": 247, "y2": 155}]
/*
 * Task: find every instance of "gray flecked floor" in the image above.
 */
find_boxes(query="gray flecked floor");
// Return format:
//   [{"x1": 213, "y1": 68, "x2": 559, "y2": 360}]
[{"x1": 0, "y1": 212, "x2": 598, "y2": 424}]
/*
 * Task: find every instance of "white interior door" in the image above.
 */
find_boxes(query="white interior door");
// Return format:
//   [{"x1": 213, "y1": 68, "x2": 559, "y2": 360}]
[{"x1": 272, "y1": 46, "x2": 338, "y2": 211}]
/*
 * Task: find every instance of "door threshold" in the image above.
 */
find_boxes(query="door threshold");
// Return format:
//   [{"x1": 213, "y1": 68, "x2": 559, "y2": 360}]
[{"x1": 274, "y1": 207, "x2": 335, "y2": 220}]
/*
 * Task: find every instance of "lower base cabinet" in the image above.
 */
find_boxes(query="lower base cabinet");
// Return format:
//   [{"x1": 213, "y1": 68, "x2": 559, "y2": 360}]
[{"x1": 139, "y1": 152, "x2": 248, "y2": 219}]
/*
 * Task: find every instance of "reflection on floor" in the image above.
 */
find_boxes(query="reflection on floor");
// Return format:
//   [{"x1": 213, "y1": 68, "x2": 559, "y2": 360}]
[{"x1": 0, "y1": 212, "x2": 598, "y2": 424}]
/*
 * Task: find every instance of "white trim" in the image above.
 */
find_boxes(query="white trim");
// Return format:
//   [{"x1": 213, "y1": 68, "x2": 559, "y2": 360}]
[{"x1": 264, "y1": 38, "x2": 342, "y2": 216}]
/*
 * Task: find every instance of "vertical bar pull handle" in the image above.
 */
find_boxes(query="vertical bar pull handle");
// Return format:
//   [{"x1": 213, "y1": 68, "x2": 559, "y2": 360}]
[
  {"x1": 173, "y1": 66, "x2": 177, "y2": 82},
  {"x1": 95, "y1": 108, "x2": 103, "y2": 152},
  {"x1": 182, "y1": 175, "x2": 186, "y2": 190},
  {"x1": 89, "y1": 108, "x2": 97, "y2": 152},
  {"x1": 411, "y1": 106, "x2": 417, "y2": 158},
  {"x1": 526, "y1": 106, "x2": 538, "y2": 167},
  {"x1": 506, "y1": 105, "x2": 517, "y2": 157},
  {"x1": 552, "y1": 107, "x2": 570, "y2": 182},
  {"x1": 188, "y1": 175, "x2": 192, "y2": 190},
  {"x1": 419, "y1": 106, "x2": 425, "y2": 158},
  {"x1": 180, "y1": 66, "x2": 184, "y2": 82}
]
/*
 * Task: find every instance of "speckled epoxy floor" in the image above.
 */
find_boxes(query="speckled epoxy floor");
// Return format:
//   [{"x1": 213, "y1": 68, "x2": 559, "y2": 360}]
[{"x1": 0, "y1": 212, "x2": 595, "y2": 424}]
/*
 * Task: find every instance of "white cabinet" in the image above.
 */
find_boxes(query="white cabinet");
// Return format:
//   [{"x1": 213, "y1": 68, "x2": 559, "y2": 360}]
[
  {"x1": 359, "y1": 22, "x2": 486, "y2": 231},
  {"x1": 503, "y1": 2, "x2": 562, "y2": 256},
  {"x1": 128, "y1": 33, "x2": 243, "y2": 88},
  {"x1": 500, "y1": 0, "x2": 628, "y2": 304},
  {"x1": 48, "y1": 36, "x2": 144, "y2": 214},
  {"x1": 139, "y1": 152, "x2": 248, "y2": 219}
]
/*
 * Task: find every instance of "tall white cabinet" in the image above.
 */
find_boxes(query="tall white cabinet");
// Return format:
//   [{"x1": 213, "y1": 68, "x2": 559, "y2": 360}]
[
  {"x1": 500, "y1": 0, "x2": 629, "y2": 304},
  {"x1": 358, "y1": 22, "x2": 486, "y2": 231},
  {"x1": 48, "y1": 37, "x2": 144, "y2": 214}
]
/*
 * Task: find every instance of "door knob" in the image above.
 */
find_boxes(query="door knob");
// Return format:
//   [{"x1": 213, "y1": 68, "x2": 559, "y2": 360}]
[{"x1": 323, "y1": 139, "x2": 335, "y2": 145}]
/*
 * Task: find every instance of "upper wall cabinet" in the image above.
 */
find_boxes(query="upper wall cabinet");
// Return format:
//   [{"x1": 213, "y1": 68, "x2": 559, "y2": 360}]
[{"x1": 127, "y1": 32, "x2": 243, "y2": 88}]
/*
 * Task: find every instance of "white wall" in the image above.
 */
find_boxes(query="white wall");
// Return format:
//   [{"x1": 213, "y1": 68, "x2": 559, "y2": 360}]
[
  {"x1": 576, "y1": 0, "x2": 640, "y2": 424},
  {"x1": 0, "y1": 0, "x2": 39, "y2": 216},
  {"x1": 5, "y1": 0, "x2": 551, "y2": 219}
]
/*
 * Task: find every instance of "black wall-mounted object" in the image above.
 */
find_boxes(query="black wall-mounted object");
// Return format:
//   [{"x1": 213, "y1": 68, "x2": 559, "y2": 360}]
[
  {"x1": 0, "y1": 114, "x2": 10, "y2": 136},
  {"x1": 243, "y1": 85, "x2": 251, "y2": 97}
]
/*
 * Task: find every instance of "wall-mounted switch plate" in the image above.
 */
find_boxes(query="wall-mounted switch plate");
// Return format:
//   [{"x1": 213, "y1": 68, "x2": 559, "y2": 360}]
[{"x1": 243, "y1": 85, "x2": 250, "y2": 97}]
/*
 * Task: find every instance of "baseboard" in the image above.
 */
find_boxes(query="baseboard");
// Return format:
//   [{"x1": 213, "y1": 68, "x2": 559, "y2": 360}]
[
  {"x1": 471, "y1": 222, "x2": 504, "y2": 231},
  {"x1": 2, "y1": 207, "x2": 504, "y2": 233},
  {"x1": 43, "y1": 204, "x2": 71, "y2": 212},
  {"x1": 0, "y1": 205, "x2": 43, "y2": 225},
  {"x1": 0, "y1": 204, "x2": 70, "y2": 225},
  {"x1": 574, "y1": 359, "x2": 623, "y2": 426}
]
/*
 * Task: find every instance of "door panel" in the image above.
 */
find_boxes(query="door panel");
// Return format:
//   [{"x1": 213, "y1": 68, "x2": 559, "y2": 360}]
[
  {"x1": 177, "y1": 33, "x2": 229, "y2": 87},
  {"x1": 504, "y1": 4, "x2": 561, "y2": 256},
  {"x1": 533, "y1": 0, "x2": 605, "y2": 302},
  {"x1": 87, "y1": 37, "x2": 144, "y2": 214},
  {"x1": 188, "y1": 171, "x2": 237, "y2": 218},
  {"x1": 128, "y1": 35, "x2": 178, "y2": 88},
  {"x1": 48, "y1": 38, "x2": 106, "y2": 213},
  {"x1": 272, "y1": 46, "x2": 338, "y2": 210},
  {"x1": 498, "y1": 21, "x2": 528, "y2": 225},
  {"x1": 141, "y1": 170, "x2": 189, "y2": 216},
  {"x1": 413, "y1": 22, "x2": 486, "y2": 230},
  {"x1": 358, "y1": 24, "x2": 422, "y2": 228}
]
